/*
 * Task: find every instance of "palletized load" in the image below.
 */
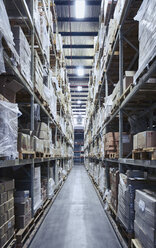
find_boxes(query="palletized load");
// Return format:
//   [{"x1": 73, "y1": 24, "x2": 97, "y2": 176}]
[
  {"x1": 0, "y1": 0, "x2": 19, "y2": 74},
  {"x1": 0, "y1": 101, "x2": 21, "y2": 159},
  {"x1": 110, "y1": 169, "x2": 119, "y2": 213},
  {"x1": 12, "y1": 26, "x2": 32, "y2": 88},
  {"x1": 14, "y1": 190, "x2": 31, "y2": 229},
  {"x1": 134, "y1": 0, "x2": 156, "y2": 80},
  {"x1": 117, "y1": 171, "x2": 156, "y2": 233},
  {"x1": 104, "y1": 132, "x2": 132, "y2": 158},
  {"x1": 0, "y1": 179, "x2": 15, "y2": 248},
  {"x1": 134, "y1": 189, "x2": 156, "y2": 248}
]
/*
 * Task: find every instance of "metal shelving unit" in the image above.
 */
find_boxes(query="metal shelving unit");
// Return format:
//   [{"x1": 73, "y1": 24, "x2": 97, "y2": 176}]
[
  {"x1": 0, "y1": 0, "x2": 74, "y2": 220},
  {"x1": 84, "y1": 0, "x2": 156, "y2": 177}
]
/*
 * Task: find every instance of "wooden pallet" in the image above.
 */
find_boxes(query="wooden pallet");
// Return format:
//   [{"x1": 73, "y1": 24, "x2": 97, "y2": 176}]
[
  {"x1": 109, "y1": 202, "x2": 117, "y2": 217},
  {"x1": 131, "y1": 239, "x2": 142, "y2": 248},
  {"x1": 35, "y1": 152, "x2": 44, "y2": 158},
  {"x1": 119, "y1": 84, "x2": 134, "y2": 104},
  {"x1": 132, "y1": 147, "x2": 156, "y2": 160},
  {"x1": 117, "y1": 218, "x2": 134, "y2": 247},
  {"x1": 2, "y1": 233, "x2": 16, "y2": 248},
  {"x1": 44, "y1": 153, "x2": 51, "y2": 158},
  {"x1": 16, "y1": 218, "x2": 35, "y2": 248},
  {"x1": 34, "y1": 88, "x2": 45, "y2": 104},
  {"x1": 105, "y1": 152, "x2": 118, "y2": 159},
  {"x1": 19, "y1": 151, "x2": 35, "y2": 160}
]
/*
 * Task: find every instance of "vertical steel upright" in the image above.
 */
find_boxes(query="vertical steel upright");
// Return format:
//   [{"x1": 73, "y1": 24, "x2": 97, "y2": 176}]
[
  {"x1": 30, "y1": 0, "x2": 35, "y2": 217},
  {"x1": 119, "y1": 27, "x2": 123, "y2": 173}
]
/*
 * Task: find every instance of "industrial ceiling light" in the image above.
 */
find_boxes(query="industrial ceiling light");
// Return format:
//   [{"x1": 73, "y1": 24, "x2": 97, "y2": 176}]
[
  {"x1": 77, "y1": 86, "x2": 82, "y2": 91},
  {"x1": 77, "y1": 67, "x2": 84, "y2": 76},
  {"x1": 75, "y1": 0, "x2": 85, "y2": 19},
  {"x1": 77, "y1": 100, "x2": 81, "y2": 104}
]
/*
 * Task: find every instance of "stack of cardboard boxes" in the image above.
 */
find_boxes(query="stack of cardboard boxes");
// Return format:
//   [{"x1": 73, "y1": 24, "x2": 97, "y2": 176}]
[
  {"x1": 105, "y1": 132, "x2": 132, "y2": 158},
  {"x1": 14, "y1": 191, "x2": 31, "y2": 229},
  {"x1": 0, "y1": 179, "x2": 15, "y2": 248},
  {"x1": 110, "y1": 169, "x2": 119, "y2": 212},
  {"x1": 134, "y1": 189, "x2": 156, "y2": 248}
]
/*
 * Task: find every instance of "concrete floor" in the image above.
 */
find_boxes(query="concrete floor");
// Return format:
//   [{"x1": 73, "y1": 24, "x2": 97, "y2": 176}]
[{"x1": 29, "y1": 165, "x2": 121, "y2": 248}]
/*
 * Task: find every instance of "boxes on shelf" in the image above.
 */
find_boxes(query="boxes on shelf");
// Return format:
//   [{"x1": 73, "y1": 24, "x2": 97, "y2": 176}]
[
  {"x1": 114, "y1": 0, "x2": 127, "y2": 26},
  {"x1": 0, "y1": 179, "x2": 15, "y2": 248},
  {"x1": 110, "y1": 169, "x2": 119, "y2": 212},
  {"x1": 14, "y1": 190, "x2": 31, "y2": 229},
  {"x1": 40, "y1": 14, "x2": 49, "y2": 59},
  {"x1": 34, "y1": 136, "x2": 44, "y2": 154},
  {"x1": 117, "y1": 171, "x2": 156, "y2": 233},
  {"x1": 0, "y1": 101, "x2": 20, "y2": 159},
  {"x1": 133, "y1": 131, "x2": 156, "y2": 150},
  {"x1": 134, "y1": 0, "x2": 156, "y2": 79},
  {"x1": 105, "y1": 132, "x2": 132, "y2": 157},
  {"x1": 18, "y1": 133, "x2": 33, "y2": 153},
  {"x1": 35, "y1": 122, "x2": 51, "y2": 140},
  {"x1": 34, "y1": 167, "x2": 42, "y2": 212},
  {"x1": 12, "y1": 26, "x2": 32, "y2": 88},
  {"x1": 98, "y1": 165, "x2": 106, "y2": 195},
  {"x1": 134, "y1": 189, "x2": 156, "y2": 248},
  {"x1": 34, "y1": 50, "x2": 44, "y2": 97}
]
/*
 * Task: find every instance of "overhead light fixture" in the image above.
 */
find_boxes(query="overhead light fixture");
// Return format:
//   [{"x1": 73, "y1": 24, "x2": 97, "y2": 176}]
[
  {"x1": 77, "y1": 100, "x2": 81, "y2": 104},
  {"x1": 77, "y1": 67, "x2": 84, "y2": 76},
  {"x1": 75, "y1": 0, "x2": 85, "y2": 19},
  {"x1": 77, "y1": 86, "x2": 82, "y2": 91}
]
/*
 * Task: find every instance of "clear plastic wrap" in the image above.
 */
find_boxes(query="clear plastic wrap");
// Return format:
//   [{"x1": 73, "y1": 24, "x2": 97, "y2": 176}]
[
  {"x1": 0, "y1": 0, "x2": 14, "y2": 49},
  {"x1": 0, "y1": 100, "x2": 21, "y2": 159},
  {"x1": 134, "y1": 0, "x2": 156, "y2": 75},
  {"x1": 34, "y1": 167, "x2": 42, "y2": 212}
]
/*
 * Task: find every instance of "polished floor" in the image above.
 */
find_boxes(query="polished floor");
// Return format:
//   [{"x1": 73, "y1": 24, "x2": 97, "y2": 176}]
[{"x1": 29, "y1": 165, "x2": 121, "y2": 248}]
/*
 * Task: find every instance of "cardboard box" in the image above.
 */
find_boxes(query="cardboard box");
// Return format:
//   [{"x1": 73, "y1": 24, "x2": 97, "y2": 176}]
[
  {"x1": 15, "y1": 198, "x2": 31, "y2": 215},
  {"x1": 134, "y1": 131, "x2": 156, "y2": 149},
  {"x1": 0, "y1": 193, "x2": 7, "y2": 205},
  {"x1": 15, "y1": 211, "x2": 31, "y2": 229}
]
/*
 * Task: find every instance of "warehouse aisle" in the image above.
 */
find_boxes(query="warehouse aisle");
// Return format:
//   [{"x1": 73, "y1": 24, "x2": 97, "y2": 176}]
[{"x1": 29, "y1": 165, "x2": 121, "y2": 248}]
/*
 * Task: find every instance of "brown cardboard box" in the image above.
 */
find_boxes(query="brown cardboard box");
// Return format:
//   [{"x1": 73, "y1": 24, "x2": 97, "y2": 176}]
[
  {"x1": 15, "y1": 198, "x2": 31, "y2": 215},
  {"x1": 15, "y1": 211, "x2": 31, "y2": 229},
  {"x1": 0, "y1": 214, "x2": 7, "y2": 227},
  {"x1": 0, "y1": 226, "x2": 5, "y2": 238},
  {"x1": 4, "y1": 180, "x2": 15, "y2": 192},
  {"x1": 134, "y1": 131, "x2": 156, "y2": 149},
  {"x1": 0, "y1": 184, "x2": 5, "y2": 195},
  {"x1": 0, "y1": 233, "x2": 7, "y2": 248},
  {"x1": 4, "y1": 198, "x2": 14, "y2": 212},
  {"x1": 0, "y1": 205, "x2": 5, "y2": 215},
  {"x1": 0, "y1": 193, "x2": 7, "y2": 205},
  {"x1": 7, "y1": 208, "x2": 14, "y2": 221},
  {"x1": 7, "y1": 190, "x2": 14, "y2": 201}
]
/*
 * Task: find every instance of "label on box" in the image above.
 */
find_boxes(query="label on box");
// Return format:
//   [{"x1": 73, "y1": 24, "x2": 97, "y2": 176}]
[{"x1": 139, "y1": 199, "x2": 145, "y2": 212}]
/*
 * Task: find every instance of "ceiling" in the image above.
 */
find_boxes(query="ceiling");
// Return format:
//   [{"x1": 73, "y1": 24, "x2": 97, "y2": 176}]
[{"x1": 54, "y1": 0, "x2": 101, "y2": 121}]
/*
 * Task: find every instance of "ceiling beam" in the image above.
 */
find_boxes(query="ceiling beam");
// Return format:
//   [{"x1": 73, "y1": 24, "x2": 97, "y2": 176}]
[
  {"x1": 54, "y1": 1, "x2": 101, "y2": 6},
  {"x1": 68, "y1": 73, "x2": 89, "y2": 77},
  {"x1": 65, "y1": 56, "x2": 93, "y2": 60},
  {"x1": 60, "y1": 32, "x2": 98, "y2": 36},
  {"x1": 58, "y1": 17, "x2": 99, "y2": 22},
  {"x1": 66, "y1": 66, "x2": 92, "y2": 69},
  {"x1": 69, "y1": 78, "x2": 89, "y2": 81},
  {"x1": 71, "y1": 95, "x2": 88, "y2": 98},
  {"x1": 64, "y1": 45, "x2": 94, "y2": 49},
  {"x1": 71, "y1": 99, "x2": 87, "y2": 101}
]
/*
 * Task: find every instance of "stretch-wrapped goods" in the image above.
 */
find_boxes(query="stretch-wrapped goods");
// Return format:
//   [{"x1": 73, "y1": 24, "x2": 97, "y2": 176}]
[{"x1": 0, "y1": 101, "x2": 21, "y2": 159}]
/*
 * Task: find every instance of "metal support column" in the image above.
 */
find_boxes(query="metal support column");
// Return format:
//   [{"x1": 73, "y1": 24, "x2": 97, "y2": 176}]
[
  {"x1": 105, "y1": 161, "x2": 110, "y2": 189},
  {"x1": 30, "y1": 0, "x2": 35, "y2": 217},
  {"x1": 105, "y1": 73, "x2": 108, "y2": 98},
  {"x1": 119, "y1": 27, "x2": 123, "y2": 173},
  {"x1": 55, "y1": 126, "x2": 57, "y2": 148},
  {"x1": 31, "y1": 162, "x2": 34, "y2": 217},
  {"x1": 47, "y1": 160, "x2": 50, "y2": 198}
]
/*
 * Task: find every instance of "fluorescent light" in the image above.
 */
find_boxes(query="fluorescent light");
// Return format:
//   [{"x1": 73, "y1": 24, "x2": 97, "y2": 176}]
[
  {"x1": 77, "y1": 100, "x2": 81, "y2": 104},
  {"x1": 75, "y1": 0, "x2": 85, "y2": 19},
  {"x1": 77, "y1": 67, "x2": 84, "y2": 76},
  {"x1": 77, "y1": 86, "x2": 82, "y2": 91}
]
